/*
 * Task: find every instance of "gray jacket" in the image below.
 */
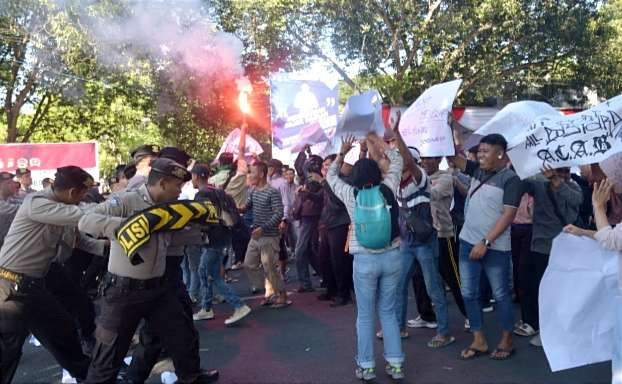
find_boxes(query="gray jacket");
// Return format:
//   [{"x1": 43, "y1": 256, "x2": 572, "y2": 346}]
[{"x1": 524, "y1": 176, "x2": 583, "y2": 254}]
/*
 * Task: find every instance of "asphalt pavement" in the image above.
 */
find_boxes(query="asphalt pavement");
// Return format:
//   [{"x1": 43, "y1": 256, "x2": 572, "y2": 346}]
[{"x1": 14, "y1": 266, "x2": 610, "y2": 384}]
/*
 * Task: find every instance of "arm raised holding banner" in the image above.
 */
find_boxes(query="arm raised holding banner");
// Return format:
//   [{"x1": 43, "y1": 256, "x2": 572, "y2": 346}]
[{"x1": 391, "y1": 111, "x2": 423, "y2": 184}]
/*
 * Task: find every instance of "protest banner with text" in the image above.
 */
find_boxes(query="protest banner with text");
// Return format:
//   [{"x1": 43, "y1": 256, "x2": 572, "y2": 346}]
[
  {"x1": 508, "y1": 95, "x2": 622, "y2": 179},
  {"x1": 399, "y1": 79, "x2": 462, "y2": 157}
]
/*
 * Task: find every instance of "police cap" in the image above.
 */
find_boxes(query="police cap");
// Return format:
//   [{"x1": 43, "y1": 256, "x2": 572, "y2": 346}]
[
  {"x1": 54, "y1": 166, "x2": 96, "y2": 190},
  {"x1": 130, "y1": 144, "x2": 160, "y2": 161},
  {"x1": 159, "y1": 147, "x2": 192, "y2": 167},
  {"x1": 150, "y1": 158, "x2": 191, "y2": 182}
]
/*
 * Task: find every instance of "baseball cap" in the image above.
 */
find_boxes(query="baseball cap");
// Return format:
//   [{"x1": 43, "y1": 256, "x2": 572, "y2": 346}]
[{"x1": 150, "y1": 158, "x2": 191, "y2": 182}]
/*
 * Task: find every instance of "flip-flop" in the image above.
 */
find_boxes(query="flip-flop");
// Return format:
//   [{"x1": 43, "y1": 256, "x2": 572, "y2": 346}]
[
  {"x1": 427, "y1": 335, "x2": 456, "y2": 348},
  {"x1": 459, "y1": 347, "x2": 489, "y2": 360},
  {"x1": 259, "y1": 298, "x2": 274, "y2": 307},
  {"x1": 490, "y1": 347, "x2": 515, "y2": 360},
  {"x1": 270, "y1": 300, "x2": 292, "y2": 309}
]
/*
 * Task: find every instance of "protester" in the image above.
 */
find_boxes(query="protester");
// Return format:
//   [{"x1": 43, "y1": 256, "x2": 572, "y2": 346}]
[
  {"x1": 389, "y1": 117, "x2": 454, "y2": 347},
  {"x1": 516, "y1": 167, "x2": 582, "y2": 347},
  {"x1": 41, "y1": 177, "x2": 54, "y2": 189},
  {"x1": 314, "y1": 154, "x2": 352, "y2": 306},
  {"x1": 192, "y1": 163, "x2": 252, "y2": 324},
  {"x1": 327, "y1": 133, "x2": 405, "y2": 381},
  {"x1": 450, "y1": 134, "x2": 523, "y2": 361},
  {"x1": 242, "y1": 161, "x2": 290, "y2": 308},
  {"x1": 267, "y1": 159, "x2": 293, "y2": 281},
  {"x1": 0, "y1": 172, "x2": 20, "y2": 249},
  {"x1": 15, "y1": 167, "x2": 35, "y2": 199}
]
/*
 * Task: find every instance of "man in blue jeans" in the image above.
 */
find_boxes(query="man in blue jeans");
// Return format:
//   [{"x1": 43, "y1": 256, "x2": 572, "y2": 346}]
[
  {"x1": 189, "y1": 163, "x2": 252, "y2": 325},
  {"x1": 450, "y1": 134, "x2": 523, "y2": 361},
  {"x1": 388, "y1": 125, "x2": 454, "y2": 348}
]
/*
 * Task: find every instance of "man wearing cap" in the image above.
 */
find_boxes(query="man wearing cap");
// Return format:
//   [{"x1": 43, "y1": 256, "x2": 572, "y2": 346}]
[
  {"x1": 15, "y1": 167, "x2": 35, "y2": 199},
  {"x1": 125, "y1": 144, "x2": 159, "y2": 191},
  {"x1": 78, "y1": 158, "x2": 220, "y2": 384},
  {"x1": 0, "y1": 166, "x2": 100, "y2": 383}
]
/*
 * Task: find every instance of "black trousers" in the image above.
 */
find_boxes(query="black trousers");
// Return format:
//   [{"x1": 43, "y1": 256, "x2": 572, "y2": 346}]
[
  {"x1": 520, "y1": 251, "x2": 550, "y2": 330},
  {"x1": 319, "y1": 225, "x2": 352, "y2": 300},
  {"x1": 231, "y1": 220, "x2": 250, "y2": 265},
  {"x1": 511, "y1": 224, "x2": 533, "y2": 302},
  {"x1": 411, "y1": 259, "x2": 436, "y2": 322},
  {"x1": 86, "y1": 272, "x2": 200, "y2": 384},
  {"x1": 438, "y1": 236, "x2": 466, "y2": 317},
  {"x1": 0, "y1": 279, "x2": 90, "y2": 384},
  {"x1": 125, "y1": 256, "x2": 195, "y2": 383},
  {"x1": 46, "y1": 263, "x2": 97, "y2": 341}
]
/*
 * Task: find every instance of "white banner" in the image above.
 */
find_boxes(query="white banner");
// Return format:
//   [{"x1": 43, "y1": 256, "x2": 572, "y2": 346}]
[
  {"x1": 601, "y1": 153, "x2": 622, "y2": 193},
  {"x1": 508, "y1": 95, "x2": 622, "y2": 179},
  {"x1": 398, "y1": 79, "x2": 462, "y2": 157},
  {"x1": 335, "y1": 90, "x2": 384, "y2": 138},
  {"x1": 214, "y1": 128, "x2": 264, "y2": 163},
  {"x1": 540, "y1": 233, "x2": 619, "y2": 372},
  {"x1": 474, "y1": 101, "x2": 560, "y2": 146}
]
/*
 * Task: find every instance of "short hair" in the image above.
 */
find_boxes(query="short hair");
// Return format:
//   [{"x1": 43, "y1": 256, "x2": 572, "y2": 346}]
[
  {"x1": 324, "y1": 154, "x2": 337, "y2": 162},
  {"x1": 252, "y1": 161, "x2": 268, "y2": 179},
  {"x1": 480, "y1": 134, "x2": 508, "y2": 152},
  {"x1": 219, "y1": 152, "x2": 234, "y2": 166},
  {"x1": 351, "y1": 158, "x2": 382, "y2": 189},
  {"x1": 468, "y1": 145, "x2": 479, "y2": 155},
  {"x1": 123, "y1": 164, "x2": 137, "y2": 179}
]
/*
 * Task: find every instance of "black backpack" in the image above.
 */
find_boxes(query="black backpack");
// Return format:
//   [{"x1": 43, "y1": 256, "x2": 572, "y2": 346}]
[
  {"x1": 397, "y1": 179, "x2": 435, "y2": 243},
  {"x1": 195, "y1": 186, "x2": 240, "y2": 246}
]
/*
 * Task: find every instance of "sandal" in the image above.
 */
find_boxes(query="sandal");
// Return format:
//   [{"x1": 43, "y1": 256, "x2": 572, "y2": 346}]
[
  {"x1": 490, "y1": 347, "x2": 515, "y2": 360},
  {"x1": 270, "y1": 300, "x2": 292, "y2": 309},
  {"x1": 259, "y1": 297, "x2": 274, "y2": 307},
  {"x1": 427, "y1": 335, "x2": 456, "y2": 348},
  {"x1": 513, "y1": 323, "x2": 537, "y2": 337},
  {"x1": 459, "y1": 347, "x2": 489, "y2": 360}
]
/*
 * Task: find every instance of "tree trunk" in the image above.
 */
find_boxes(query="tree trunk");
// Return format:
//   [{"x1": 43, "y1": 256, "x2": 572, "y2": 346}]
[{"x1": 6, "y1": 108, "x2": 19, "y2": 143}]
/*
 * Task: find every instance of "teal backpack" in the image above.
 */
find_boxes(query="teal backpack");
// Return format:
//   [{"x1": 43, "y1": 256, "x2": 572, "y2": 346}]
[{"x1": 354, "y1": 185, "x2": 392, "y2": 249}]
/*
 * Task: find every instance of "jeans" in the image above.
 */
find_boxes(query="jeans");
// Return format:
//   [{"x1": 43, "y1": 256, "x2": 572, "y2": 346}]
[
  {"x1": 353, "y1": 248, "x2": 404, "y2": 369},
  {"x1": 182, "y1": 245, "x2": 201, "y2": 300},
  {"x1": 295, "y1": 217, "x2": 320, "y2": 289},
  {"x1": 199, "y1": 246, "x2": 244, "y2": 311},
  {"x1": 459, "y1": 240, "x2": 514, "y2": 332},
  {"x1": 613, "y1": 295, "x2": 622, "y2": 384},
  {"x1": 397, "y1": 235, "x2": 449, "y2": 335}
]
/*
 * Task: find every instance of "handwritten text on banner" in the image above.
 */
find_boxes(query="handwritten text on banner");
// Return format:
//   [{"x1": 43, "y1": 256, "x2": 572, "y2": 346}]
[{"x1": 508, "y1": 95, "x2": 622, "y2": 179}]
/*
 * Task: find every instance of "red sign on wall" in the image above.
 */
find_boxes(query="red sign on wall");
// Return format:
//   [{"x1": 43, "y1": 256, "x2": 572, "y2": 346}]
[{"x1": 0, "y1": 142, "x2": 97, "y2": 172}]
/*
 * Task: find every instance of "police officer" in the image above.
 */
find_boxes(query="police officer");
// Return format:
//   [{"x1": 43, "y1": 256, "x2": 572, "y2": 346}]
[
  {"x1": 126, "y1": 144, "x2": 159, "y2": 190},
  {"x1": 14, "y1": 167, "x2": 35, "y2": 199},
  {"x1": 0, "y1": 172, "x2": 20, "y2": 249},
  {"x1": 0, "y1": 166, "x2": 97, "y2": 384},
  {"x1": 78, "y1": 158, "x2": 219, "y2": 384},
  {"x1": 124, "y1": 147, "x2": 197, "y2": 383}
]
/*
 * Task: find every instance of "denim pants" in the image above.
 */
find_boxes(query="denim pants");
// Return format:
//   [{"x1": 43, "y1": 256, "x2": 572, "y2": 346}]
[
  {"x1": 613, "y1": 295, "x2": 622, "y2": 384},
  {"x1": 353, "y1": 248, "x2": 404, "y2": 369},
  {"x1": 397, "y1": 234, "x2": 449, "y2": 335},
  {"x1": 459, "y1": 239, "x2": 514, "y2": 332},
  {"x1": 182, "y1": 245, "x2": 201, "y2": 300},
  {"x1": 199, "y1": 246, "x2": 244, "y2": 311}
]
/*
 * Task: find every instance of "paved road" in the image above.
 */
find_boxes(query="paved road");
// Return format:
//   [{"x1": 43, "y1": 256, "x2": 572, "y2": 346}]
[{"x1": 14, "y1": 267, "x2": 610, "y2": 383}]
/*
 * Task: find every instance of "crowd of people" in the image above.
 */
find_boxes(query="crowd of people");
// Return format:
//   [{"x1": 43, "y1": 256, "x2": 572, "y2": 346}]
[{"x1": 0, "y1": 114, "x2": 622, "y2": 384}]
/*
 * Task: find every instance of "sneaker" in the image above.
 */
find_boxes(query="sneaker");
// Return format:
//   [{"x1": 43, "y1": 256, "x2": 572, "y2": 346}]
[
  {"x1": 355, "y1": 366, "x2": 376, "y2": 381},
  {"x1": 193, "y1": 309, "x2": 215, "y2": 321},
  {"x1": 406, "y1": 315, "x2": 438, "y2": 329},
  {"x1": 482, "y1": 305, "x2": 494, "y2": 313},
  {"x1": 464, "y1": 319, "x2": 471, "y2": 330},
  {"x1": 514, "y1": 322, "x2": 538, "y2": 337},
  {"x1": 230, "y1": 262, "x2": 243, "y2": 270},
  {"x1": 224, "y1": 305, "x2": 251, "y2": 326},
  {"x1": 530, "y1": 334, "x2": 543, "y2": 347},
  {"x1": 385, "y1": 363, "x2": 405, "y2": 380}
]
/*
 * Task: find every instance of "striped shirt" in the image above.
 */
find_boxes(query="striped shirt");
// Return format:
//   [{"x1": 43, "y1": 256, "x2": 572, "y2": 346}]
[{"x1": 247, "y1": 184, "x2": 283, "y2": 237}]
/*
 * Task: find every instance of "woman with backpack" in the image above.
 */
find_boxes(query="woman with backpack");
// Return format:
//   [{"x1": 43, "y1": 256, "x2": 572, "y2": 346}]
[{"x1": 326, "y1": 132, "x2": 405, "y2": 381}]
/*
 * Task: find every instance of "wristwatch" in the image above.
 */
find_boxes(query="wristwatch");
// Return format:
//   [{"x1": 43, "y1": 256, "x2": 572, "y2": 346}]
[{"x1": 482, "y1": 238, "x2": 492, "y2": 248}]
